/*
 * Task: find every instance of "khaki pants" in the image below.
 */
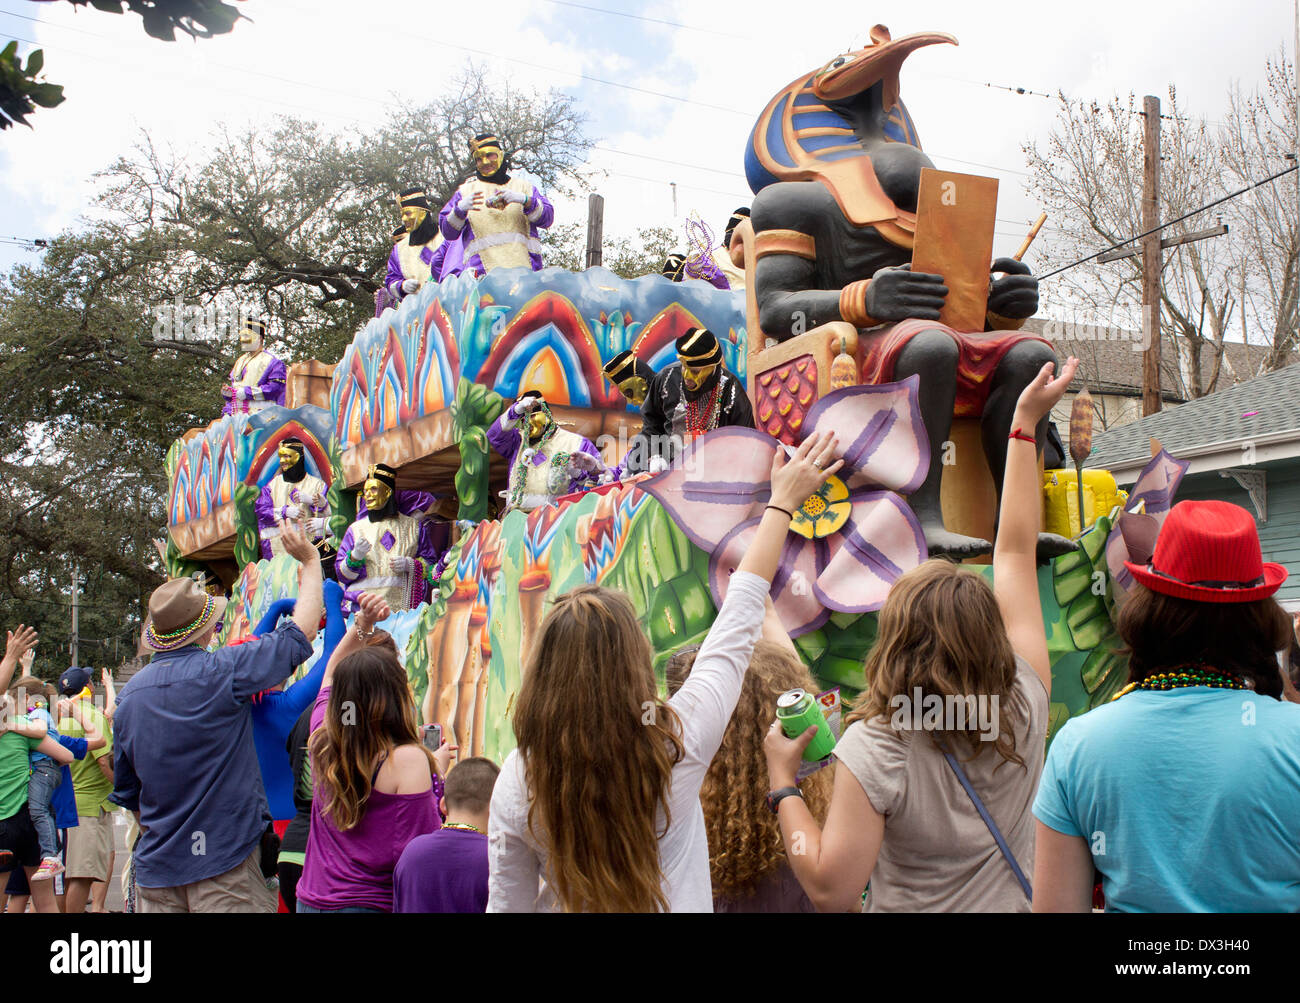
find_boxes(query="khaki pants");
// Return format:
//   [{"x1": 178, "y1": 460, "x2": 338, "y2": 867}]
[{"x1": 138, "y1": 848, "x2": 276, "y2": 914}]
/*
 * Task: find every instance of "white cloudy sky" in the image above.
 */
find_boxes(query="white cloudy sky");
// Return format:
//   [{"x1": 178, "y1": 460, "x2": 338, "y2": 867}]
[{"x1": 0, "y1": 0, "x2": 1294, "y2": 291}]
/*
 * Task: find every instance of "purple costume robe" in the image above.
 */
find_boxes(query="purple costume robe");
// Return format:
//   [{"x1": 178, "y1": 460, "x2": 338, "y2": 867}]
[
  {"x1": 437, "y1": 178, "x2": 554, "y2": 278},
  {"x1": 222, "y1": 351, "x2": 287, "y2": 416},
  {"x1": 334, "y1": 490, "x2": 448, "y2": 610},
  {"x1": 376, "y1": 239, "x2": 451, "y2": 317},
  {"x1": 487, "y1": 402, "x2": 603, "y2": 511}
]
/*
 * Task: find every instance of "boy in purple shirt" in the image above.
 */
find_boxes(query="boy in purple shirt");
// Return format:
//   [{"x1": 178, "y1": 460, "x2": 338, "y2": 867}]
[{"x1": 393, "y1": 757, "x2": 499, "y2": 913}]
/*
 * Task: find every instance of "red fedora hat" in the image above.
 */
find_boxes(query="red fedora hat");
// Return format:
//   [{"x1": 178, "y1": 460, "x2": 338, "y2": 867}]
[{"x1": 1125, "y1": 500, "x2": 1287, "y2": 604}]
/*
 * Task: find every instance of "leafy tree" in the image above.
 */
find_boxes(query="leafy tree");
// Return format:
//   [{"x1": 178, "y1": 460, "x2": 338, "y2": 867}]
[
  {"x1": 0, "y1": 66, "x2": 598, "y2": 668},
  {"x1": 4, "y1": 1, "x2": 244, "y2": 129}
]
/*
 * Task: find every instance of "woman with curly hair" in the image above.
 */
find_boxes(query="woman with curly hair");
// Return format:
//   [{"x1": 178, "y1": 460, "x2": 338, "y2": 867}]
[
  {"x1": 763, "y1": 357, "x2": 1078, "y2": 912},
  {"x1": 665, "y1": 631, "x2": 832, "y2": 912},
  {"x1": 295, "y1": 594, "x2": 452, "y2": 913},
  {"x1": 488, "y1": 431, "x2": 841, "y2": 912}
]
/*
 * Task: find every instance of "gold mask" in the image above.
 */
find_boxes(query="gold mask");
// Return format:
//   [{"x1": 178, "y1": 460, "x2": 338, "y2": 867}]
[
  {"x1": 239, "y1": 329, "x2": 262, "y2": 352},
  {"x1": 277, "y1": 444, "x2": 303, "y2": 473},
  {"x1": 681, "y1": 362, "x2": 718, "y2": 393},
  {"x1": 400, "y1": 206, "x2": 427, "y2": 233},
  {"x1": 474, "y1": 148, "x2": 503, "y2": 177},
  {"x1": 616, "y1": 376, "x2": 649, "y2": 407},
  {"x1": 526, "y1": 410, "x2": 550, "y2": 441},
  {"x1": 363, "y1": 477, "x2": 392, "y2": 512}
]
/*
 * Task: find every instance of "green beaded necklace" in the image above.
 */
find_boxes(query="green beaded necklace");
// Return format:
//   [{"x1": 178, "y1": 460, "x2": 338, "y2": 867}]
[{"x1": 1112, "y1": 662, "x2": 1247, "y2": 701}]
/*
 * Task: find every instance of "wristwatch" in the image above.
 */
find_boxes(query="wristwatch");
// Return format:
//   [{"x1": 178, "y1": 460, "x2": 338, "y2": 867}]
[{"x1": 766, "y1": 786, "x2": 802, "y2": 815}]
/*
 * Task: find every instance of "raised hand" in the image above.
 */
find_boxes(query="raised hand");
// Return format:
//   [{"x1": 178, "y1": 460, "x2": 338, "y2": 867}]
[
  {"x1": 460, "y1": 190, "x2": 485, "y2": 216},
  {"x1": 355, "y1": 592, "x2": 392, "y2": 633},
  {"x1": 350, "y1": 538, "x2": 372, "y2": 561},
  {"x1": 863, "y1": 264, "x2": 948, "y2": 322},
  {"x1": 1013, "y1": 356, "x2": 1079, "y2": 426},
  {"x1": 987, "y1": 257, "x2": 1039, "y2": 320},
  {"x1": 401, "y1": 278, "x2": 421, "y2": 294},
  {"x1": 489, "y1": 189, "x2": 526, "y2": 208},
  {"x1": 769, "y1": 431, "x2": 843, "y2": 513},
  {"x1": 6, "y1": 625, "x2": 38, "y2": 663},
  {"x1": 279, "y1": 521, "x2": 321, "y2": 565}
]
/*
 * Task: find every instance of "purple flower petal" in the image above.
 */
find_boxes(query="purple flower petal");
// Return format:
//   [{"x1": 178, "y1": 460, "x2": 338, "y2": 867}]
[
  {"x1": 804, "y1": 376, "x2": 929, "y2": 494},
  {"x1": 708, "y1": 519, "x2": 829, "y2": 637},
  {"x1": 811, "y1": 492, "x2": 927, "y2": 613},
  {"x1": 1103, "y1": 448, "x2": 1189, "y2": 605},
  {"x1": 640, "y1": 428, "x2": 778, "y2": 552}
]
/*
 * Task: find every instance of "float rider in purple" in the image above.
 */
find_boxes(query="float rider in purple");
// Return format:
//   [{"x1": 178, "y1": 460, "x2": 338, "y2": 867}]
[
  {"x1": 254, "y1": 439, "x2": 330, "y2": 562},
  {"x1": 334, "y1": 463, "x2": 446, "y2": 612},
  {"x1": 437, "y1": 133, "x2": 554, "y2": 279},
  {"x1": 222, "y1": 319, "x2": 286, "y2": 417},
  {"x1": 377, "y1": 186, "x2": 448, "y2": 316},
  {"x1": 487, "y1": 392, "x2": 604, "y2": 513}
]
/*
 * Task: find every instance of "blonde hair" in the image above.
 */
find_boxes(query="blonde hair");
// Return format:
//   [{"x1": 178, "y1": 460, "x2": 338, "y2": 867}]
[
  {"x1": 845, "y1": 559, "x2": 1027, "y2": 767},
  {"x1": 513, "y1": 585, "x2": 684, "y2": 913},
  {"x1": 666, "y1": 640, "x2": 832, "y2": 899}
]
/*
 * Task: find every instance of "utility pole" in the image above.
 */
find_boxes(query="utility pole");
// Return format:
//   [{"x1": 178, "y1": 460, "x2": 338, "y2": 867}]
[
  {"x1": 1141, "y1": 94, "x2": 1163, "y2": 416},
  {"x1": 70, "y1": 561, "x2": 80, "y2": 667},
  {"x1": 585, "y1": 194, "x2": 605, "y2": 269}
]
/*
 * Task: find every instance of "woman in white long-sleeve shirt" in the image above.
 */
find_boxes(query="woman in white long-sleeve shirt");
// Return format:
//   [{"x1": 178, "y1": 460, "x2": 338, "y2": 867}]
[{"x1": 487, "y1": 431, "x2": 842, "y2": 912}]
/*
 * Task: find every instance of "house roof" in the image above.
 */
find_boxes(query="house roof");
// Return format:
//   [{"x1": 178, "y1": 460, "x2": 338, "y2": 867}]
[
  {"x1": 1085, "y1": 361, "x2": 1300, "y2": 474},
  {"x1": 1024, "y1": 318, "x2": 1292, "y2": 401}
]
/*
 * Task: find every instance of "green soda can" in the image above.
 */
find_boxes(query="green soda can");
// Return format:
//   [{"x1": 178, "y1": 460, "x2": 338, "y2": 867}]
[{"x1": 776, "y1": 688, "x2": 836, "y2": 762}]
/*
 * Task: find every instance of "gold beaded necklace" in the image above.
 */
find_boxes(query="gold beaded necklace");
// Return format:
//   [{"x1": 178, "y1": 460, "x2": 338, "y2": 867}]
[{"x1": 1111, "y1": 662, "x2": 1247, "y2": 702}]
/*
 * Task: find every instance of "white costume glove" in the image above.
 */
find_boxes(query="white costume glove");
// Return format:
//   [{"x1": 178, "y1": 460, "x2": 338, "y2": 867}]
[
  {"x1": 351, "y1": 538, "x2": 372, "y2": 560},
  {"x1": 306, "y1": 517, "x2": 329, "y2": 536},
  {"x1": 401, "y1": 278, "x2": 420, "y2": 294},
  {"x1": 567, "y1": 451, "x2": 604, "y2": 479},
  {"x1": 514, "y1": 396, "x2": 539, "y2": 416},
  {"x1": 300, "y1": 490, "x2": 324, "y2": 509},
  {"x1": 490, "y1": 188, "x2": 527, "y2": 208},
  {"x1": 221, "y1": 384, "x2": 235, "y2": 399},
  {"x1": 648, "y1": 455, "x2": 669, "y2": 475},
  {"x1": 279, "y1": 504, "x2": 302, "y2": 521},
  {"x1": 390, "y1": 556, "x2": 416, "y2": 575},
  {"x1": 458, "y1": 190, "x2": 481, "y2": 218},
  {"x1": 237, "y1": 386, "x2": 254, "y2": 401}
]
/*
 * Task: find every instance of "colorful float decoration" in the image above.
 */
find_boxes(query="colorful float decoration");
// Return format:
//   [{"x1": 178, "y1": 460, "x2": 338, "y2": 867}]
[{"x1": 159, "y1": 24, "x2": 1201, "y2": 768}]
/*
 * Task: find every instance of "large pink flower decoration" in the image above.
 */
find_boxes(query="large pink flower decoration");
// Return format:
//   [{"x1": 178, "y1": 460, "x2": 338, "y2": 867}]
[{"x1": 641, "y1": 376, "x2": 930, "y2": 636}]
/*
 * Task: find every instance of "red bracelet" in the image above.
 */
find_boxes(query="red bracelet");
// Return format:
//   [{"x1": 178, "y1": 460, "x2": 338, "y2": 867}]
[{"x1": 1008, "y1": 428, "x2": 1037, "y2": 444}]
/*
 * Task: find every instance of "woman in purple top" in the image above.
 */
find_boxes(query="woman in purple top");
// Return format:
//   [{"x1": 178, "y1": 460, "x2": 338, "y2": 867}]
[{"x1": 295, "y1": 593, "x2": 452, "y2": 913}]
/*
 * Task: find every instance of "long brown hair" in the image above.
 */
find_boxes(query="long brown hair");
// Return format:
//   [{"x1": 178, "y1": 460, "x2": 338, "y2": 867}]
[
  {"x1": 513, "y1": 585, "x2": 685, "y2": 913},
  {"x1": 1117, "y1": 585, "x2": 1292, "y2": 698},
  {"x1": 310, "y1": 647, "x2": 434, "y2": 831},
  {"x1": 845, "y1": 559, "x2": 1027, "y2": 767},
  {"x1": 666, "y1": 640, "x2": 832, "y2": 898}
]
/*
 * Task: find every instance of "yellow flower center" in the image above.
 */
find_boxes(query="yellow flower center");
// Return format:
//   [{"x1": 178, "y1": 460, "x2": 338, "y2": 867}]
[{"x1": 789, "y1": 474, "x2": 851, "y2": 540}]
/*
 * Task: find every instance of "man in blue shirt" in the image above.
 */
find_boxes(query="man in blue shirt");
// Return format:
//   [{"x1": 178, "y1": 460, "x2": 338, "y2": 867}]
[{"x1": 110, "y1": 523, "x2": 324, "y2": 913}]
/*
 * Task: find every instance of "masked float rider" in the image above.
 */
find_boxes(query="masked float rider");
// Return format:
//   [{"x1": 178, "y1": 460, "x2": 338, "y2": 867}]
[
  {"x1": 714, "y1": 207, "x2": 749, "y2": 291},
  {"x1": 624, "y1": 326, "x2": 754, "y2": 475},
  {"x1": 596, "y1": 351, "x2": 656, "y2": 483},
  {"x1": 334, "y1": 463, "x2": 445, "y2": 612},
  {"x1": 222, "y1": 319, "x2": 286, "y2": 416},
  {"x1": 254, "y1": 439, "x2": 331, "y2": 561},
  {"x1": 437, "y1": 133, "x2": 554, "y2": 278},
  {"x1": 487, "y1": 393, "x2": 604, "y2": 512},
  {"x1": 378, "y1": 187, "x2": 448, "y2": 316}
]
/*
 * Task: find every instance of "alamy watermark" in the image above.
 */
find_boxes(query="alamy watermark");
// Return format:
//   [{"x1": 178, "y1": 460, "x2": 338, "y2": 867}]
[
  {"x1": 149, "y1": 293, "x2": 261, "y2": 344},
  {"x1": 1039, "y1": 309, "x2": 1154, "y2": 353},
  {"x1": 889, "y1": 687, "x2": 1001, "y2": 741}
]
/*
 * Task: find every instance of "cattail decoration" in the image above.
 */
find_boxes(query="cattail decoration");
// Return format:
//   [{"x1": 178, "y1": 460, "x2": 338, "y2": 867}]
[
  {"x1": 1069, "y1": 388, "x2": 1094, "y2": 533},
  {"x1": 830, "y1": 336, "x2": 857, "y2": 389}
]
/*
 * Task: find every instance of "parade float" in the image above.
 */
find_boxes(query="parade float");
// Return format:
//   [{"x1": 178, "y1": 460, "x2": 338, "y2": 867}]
[{"x1": 161, "y1": 24, "x2": 1186, "y2": 763}]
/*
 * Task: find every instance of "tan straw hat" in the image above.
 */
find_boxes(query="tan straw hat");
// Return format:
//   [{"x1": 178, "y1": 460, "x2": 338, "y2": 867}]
[{"x1": 140, "y1": 578, "x2": 228, "y2": 653}]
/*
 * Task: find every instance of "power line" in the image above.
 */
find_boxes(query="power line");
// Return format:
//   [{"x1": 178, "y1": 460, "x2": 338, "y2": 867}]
[
  {"x1": 1039, "y1": 162, "x2": 1298, "y2": 279},
  {"x1": 540, "y1": 0, "x2": 744, "y2": 38}
]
